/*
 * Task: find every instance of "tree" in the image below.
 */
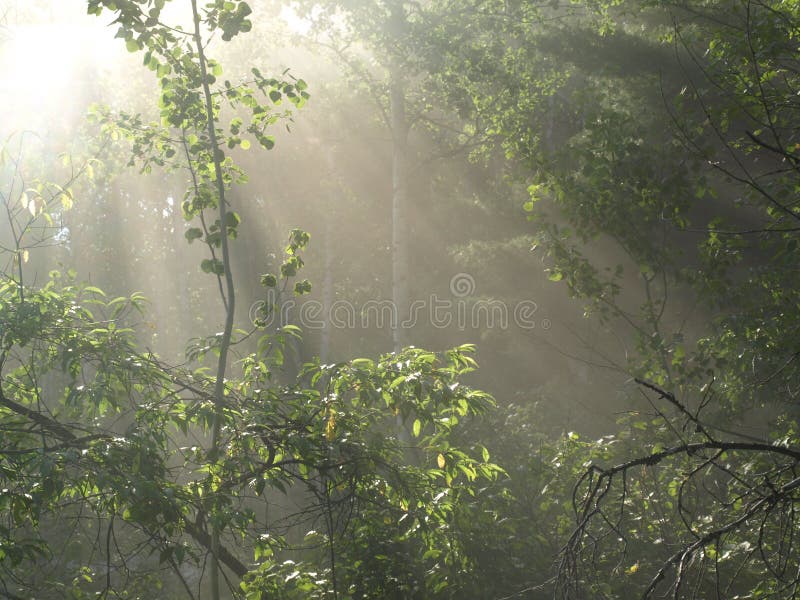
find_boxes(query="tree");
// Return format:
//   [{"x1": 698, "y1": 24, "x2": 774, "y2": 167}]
[
  {"x1": 0, "y1": 1, "x2": 505, "y2": 598},
  {"x1": 427, "y1": 0, "x2": 800, "y2": 597},
  {"x1": 558, "y1": 3, "x2": 800, "y2": 596}
]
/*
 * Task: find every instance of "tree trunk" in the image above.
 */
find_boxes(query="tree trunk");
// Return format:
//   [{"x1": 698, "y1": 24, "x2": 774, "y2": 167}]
[
  {"x1": 389, "y1": 1, "x2": 409, "y2": 353},
  {"x1": 321, "y1": 148, "x2": 335, "y2": 363},
  {"x1": 191, "y1": 2, "x2": 237, "y2": 598}
]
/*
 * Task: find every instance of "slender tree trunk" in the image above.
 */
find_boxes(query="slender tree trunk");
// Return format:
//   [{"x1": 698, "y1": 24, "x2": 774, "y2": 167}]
[
  {"x1": 191, "y1": 3, "x2": 236, "y2": 599},
  {"x1": 389, "y1": 1, "x2": 409, "y2": 354},
  {"x1": 388, "y1": 1, "x2": 414, "y2": 461},
  {"x1": 319, "y1": 222, "x2": 334, "y2": 362},
  {"x1": 321, "y1": 150, "x2": 335, "y2": 363}
]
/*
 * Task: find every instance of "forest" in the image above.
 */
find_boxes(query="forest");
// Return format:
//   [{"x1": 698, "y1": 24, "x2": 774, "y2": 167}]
[{"x1": 0, "y1": 0, "x2": 798, "y2": 598}]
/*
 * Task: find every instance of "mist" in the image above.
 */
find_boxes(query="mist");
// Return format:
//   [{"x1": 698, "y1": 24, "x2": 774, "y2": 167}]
[{"x1": 1, "y1": 1, "x2": 794, "y2": 598}]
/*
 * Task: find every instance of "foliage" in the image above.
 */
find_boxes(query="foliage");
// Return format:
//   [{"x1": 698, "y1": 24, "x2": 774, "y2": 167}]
[
  {"x1": 424, "y1": 0, "x2": 800, "y2": 597},
  {"x1": 6, "y1": 0, "x2": 800, "y2": 598},
  {"x1": 0, "y1": 2, "x2": 505, "y2": 599},
  {"x1": 0, "y1": 262, "x2": 502, "y2": 598},
  {"x1": 304, "y1": 0, "x2": 800, "y2": 597}
]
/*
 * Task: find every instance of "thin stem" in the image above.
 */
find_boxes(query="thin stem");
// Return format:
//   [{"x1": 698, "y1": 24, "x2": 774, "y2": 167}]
[{"x1": 189, "y1": 3, "x2": 237, "y2": 599}]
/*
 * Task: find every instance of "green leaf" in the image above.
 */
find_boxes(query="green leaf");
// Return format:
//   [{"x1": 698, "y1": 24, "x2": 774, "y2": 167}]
[
  {"x1": 293, "y1": 280, "x2": 311, "y2": 295},
  {"x1": 83, "y1": 286, "x2": 106, "y2": 297},
  {"x1": 547, "y1": 271, "x2": 564, "y2": 282},
  {"x1": 437, "y1": 453, "x2": 446, "y2": 469},
  {"x1": 200, "y1": 259, "x2": 225, "y2": 275},
  {"x1": 224, "y1": 212, "x2": 240, "y2": 228},
  {"x1": 185, "y1": 228, "x2": 203, "y2": 243}
]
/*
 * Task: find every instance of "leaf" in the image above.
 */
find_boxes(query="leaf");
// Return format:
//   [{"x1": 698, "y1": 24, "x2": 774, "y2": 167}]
[
  {"x1": 293, "y1": 279, "x2": 311, "y2": 295},
  {"x1": 272, "y1": 346, "x2": 284, "y2": 367},
  {"x1": 437, "y1": 453, "x2": 446, "y2": 469},
  {"x1": 349, "y1": 358, "x2": 372, "y2": 371},
  {"x1": 412, "y1": 419, "x2": 421, "y2": 437},
  {"x1": 547, "y1": 271, "x2": 563, "y2": 282},
  {"x1": 280, "y1": 324, "x2": 303, "y2": 339},
  {"x1": 83, "y1": 286, "x2": 106, "y2": 297},
  {"x1": 185, "y1": 228, "x2": 203, "y2": 243},
  {"x1": 527, "y1": 183, "x2": 542, "y2": 196},
  {"x1": 224, "y1": 211, "x2": 240, "y2": 228},
  {"x1": 325, "y1": 410, "x2": 336, "y2": 441},
  {"x1": 200, "y1": 259, "x2": 225, "y2": 275}
]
